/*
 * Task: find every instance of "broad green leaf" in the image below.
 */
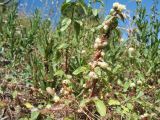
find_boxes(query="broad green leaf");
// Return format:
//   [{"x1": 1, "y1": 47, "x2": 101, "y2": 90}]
[
  {"x1": 73, "y1": 66, "x2": 87, "y2": 75},
  {"x1": 54, "y1": 70, "x2": 65, "y2": 77},
  {"x1": 75, "y1": 20, "x2": 83, "y2": 26},
  {"x1": 123, "y1": 81, "x2": 130, "y2": 92},
  {"x1": 108, "y1": 99, "x2": 120, "y2": 106},
  {"x1": 80, "y1": 98, "x2": 90, "y2": 107},
  {"x1": 31, "y1": 111, "x2": 40, "y2": 120},
  {"x1": 127, "y1": 103, "x2": 134, "y2": 110},
  {"x1": 60, "y1": 18, "x2": 71, "y2": 31},
  {"x1": 121, "y1": 105, "x2": 129, "y2": 114},
  {"x1": 94, "y1": 99, "x2": 106, "y2": 117}
]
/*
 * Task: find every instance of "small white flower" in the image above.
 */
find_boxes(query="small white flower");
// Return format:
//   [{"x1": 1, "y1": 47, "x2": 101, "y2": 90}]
[
  {"x1": 88, "y1": 71, "x2": 98, "y2": 79},
  {"x1": 16, "y1": 30, "x2": 21, "y2": 35},
  {"x1": 118, "y1": 4, "x2": 126, "y2": 11},
  {"x1": 62, "y1": 79, "x2": 70, "y2": 84},
  {"x1": 113, "y1": 2, "x2": 126, "y2": 12},
  {"x1": 98, "y1": 61, "x2": 108, "y2": 69},
  {"x1": 95, "y1": 37, "x2": 101, "y2": 44},
  {"x1": 66, "y1": 75, "x2": 72, "y2": 79},
  {"x1": 83, "y1": 84, "x2": 87, "y2": 88},
  {"x1": 31, "y1": 108, "x2": 39, "y2": 112},
  {"x1": 94, "y1": 43, "x2": 99, "y2": 49},
  {"x1": 64, "y1": 90, "x2": 69, "y2": 95},
  {"x1": 60, "y1": 88, "x2": 64, "y2": 94},
  {"x1": 119, "y1": 38, "x2": 124, "y2": 42},
  {"x1": 53, "y1": 95, "x2": 60, "y2": 102},
  {"x1": 103, "y1": 25, "x2": 109, "y2": 30},
  {"x1": 89, "y1": 61, "x2": 97, "y2": 68},
  {"x1": 136, "y1": 0, "x2": 142, "y2": 2},
  {"x1": 102, "y1": 41, "x2": 108, "y2": 47},
  {"x1": 46, "y1": 87, "x2": 55, "y2": 95},
  {"x1": 3, "y1": 20, "x2": 7, "y2": 23},
  {"x1": 101, "y1": 51, "x2": 105, "y2": 56},
  {"x1": 113, "y1": 2, "x2": 120, "y2": 9},
  {"x1": 137, "y1": 80, "x2": 142, "y2": 85},
  {"x1": 94, "y1": 41, "x2": 107, "y2": 49},
  {"x1": 81, "y1": 50, "x2": 86, "y2": 54},
  {"x1": 130, "y1": 83, "x2": 136, "y2": 88},
  {"x1": 140, "y1": 113, "x2": 149, "y2": 119},
  {"x1": 128, "y1": 47, "x2": 135, "y2": 53}
]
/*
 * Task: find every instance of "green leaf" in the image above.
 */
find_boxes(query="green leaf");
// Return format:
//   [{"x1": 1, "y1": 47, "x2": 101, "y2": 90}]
[
  {"x1": 77, "y1": 2, "x2": 88, "y2": 15},
  {"x1": 61, "y1": 2, "x2": 73, "y2": 17},
  {"x1": 31, "y1": 111, "x2": 40, "y2": 120},
  {"x1": 94, "y1": 0, "x2": 104, "y2": 6},
  {"x1": 94, "y1": 99, "x2": 106, "y2": 117},
  {"x1": 57, "y1": 43, "x2": 69, "y2": 50},
  {"x1": 54, "y1": 70, "x2": 65, "y2": 77},
  {"x1": 12, "y1": 90, "x2": 18, "y2": 99},
  {"x1": 73, "y1": 66, "x2": 87, "y2": 75},
  {"x1": 108, "y1": 99, "x2": 120, "y2": 106},
  {"x1": 60, "y1": 18, "x2": 72, "y2": 32},
  {"x1": 127, "y1": 103, "x2": 133, "y2": 110},
  {"x1": 92, "y1": 9, "x2": 98, "y2": 16},
  {"x1": 136, "y1": 91, "x2": 144, "y2": 99},
  {"x1": 80, "y1": 98, "x2": 90, "y2": 107}
]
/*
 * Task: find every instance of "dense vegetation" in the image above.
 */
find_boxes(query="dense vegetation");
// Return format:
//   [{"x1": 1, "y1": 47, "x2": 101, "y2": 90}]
[{"x1": 0, "y1": 0, "x2": 159, "y2": 119}]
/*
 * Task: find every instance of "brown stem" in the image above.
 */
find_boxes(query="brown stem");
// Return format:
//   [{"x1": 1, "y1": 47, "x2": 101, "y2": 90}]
[
  {"x1": 64, "y1": 48, "x2": 68, "y2": 74},
  {"x1": 89, "y1": 79, "x2": 98, "y2": 97}
]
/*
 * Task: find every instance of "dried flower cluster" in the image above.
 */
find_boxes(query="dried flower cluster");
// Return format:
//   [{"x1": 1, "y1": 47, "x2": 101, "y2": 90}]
[
  {"x1": 113, "y1": 2, "x2": 126, "y2": 12},
  {"x1": 86, "y1": 2, "x2": 126, "y2": 97},
  {"x1": 136, "y1": 0, "x2": 142, "y2": 2}
]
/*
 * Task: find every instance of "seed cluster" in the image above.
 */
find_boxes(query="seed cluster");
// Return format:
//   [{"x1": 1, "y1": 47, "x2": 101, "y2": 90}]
[{"x1": 86, "y1": 2, "x2": 126, "y2": 97}]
